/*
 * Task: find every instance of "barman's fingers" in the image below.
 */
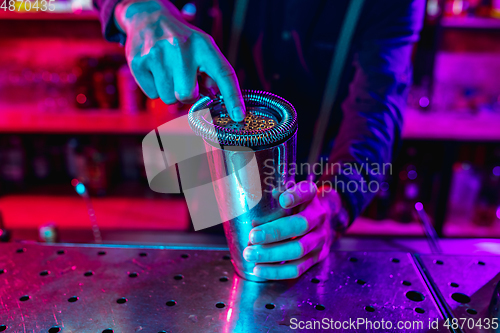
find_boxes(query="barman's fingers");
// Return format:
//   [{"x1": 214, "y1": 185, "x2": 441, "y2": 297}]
[
  {"x1": 279, "y1": 181, "x2": 318, "y2": 209},
  {"x1": 170, "y1": 42, "x2": 200, "y2": 104},
  {"x1": 130, "y1": 57, "x2": 160, "y2": 100},
  {"x1": 198, "y1": 39, "x2": 246, "y2": 122},
  {"x1": 248, "y1": 212, "x2": 321, "y2": 245},
  {"x1": 248, "y1": 181, "x2": 322, "y2": 244},
  {"x1": 243, "y1": 226, "x2": 325, "y2": 263},
  {"x1": 253, "y1": 246, "x2": 328, "y2": 280},
  {"x1": 150, "y1": 60, "x2": 177, "y2": 104}
]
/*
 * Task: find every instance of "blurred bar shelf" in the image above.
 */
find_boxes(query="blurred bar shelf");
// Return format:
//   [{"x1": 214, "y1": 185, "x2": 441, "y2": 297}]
[
  {"x1": 349, "y1": 216, "x2": 500, "y2": 238},
  {"x1": 346, "y1": 217, "x2": 425, "y2": 236},
  {"x1": 0, "y1": 10, "x2": 99, "y2": 20},
  {"x1": 402, "y1": 109, "x2": 500, "y2": 141},
  {"x1": 441, "y1": 16, "x2": 500, "y2": 29},
  {"x1": 0, "y1": 108, "x2": 185, "y2": 134},
  {"x1": 2, "y1": 107, "x2": 500, "y2": 139},
  {"x1": 444, "y1": 217, "x2": 500, "y2": 238},
  {"x1": 0, "y1": 195, "x2": 190, "y2": 231}
]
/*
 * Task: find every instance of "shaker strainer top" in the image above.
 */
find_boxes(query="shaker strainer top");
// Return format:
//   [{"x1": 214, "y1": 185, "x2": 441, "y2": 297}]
[{"x1": 188, "y1": 90, "x2": 298, "y2": 149}]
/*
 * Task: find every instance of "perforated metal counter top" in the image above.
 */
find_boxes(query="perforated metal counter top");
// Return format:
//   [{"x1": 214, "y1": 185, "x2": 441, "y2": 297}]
[
  {"x1": 0, "y1": 243, "x2": 491, "y2": 333},
  {"x1": 417, "y1": 254, "x2": 500, "y2": 333}
]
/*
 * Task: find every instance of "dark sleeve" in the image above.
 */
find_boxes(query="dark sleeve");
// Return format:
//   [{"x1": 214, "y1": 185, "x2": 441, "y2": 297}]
[
  {"x1": 322, "y1": 0, "x2": 425, "y2": 223},
  {"x1": 93, "y1": 0, "x2": 183, "y2": 45},
  {"x1": 93, "y1": 0, "x2": 126, "y2": 44}
]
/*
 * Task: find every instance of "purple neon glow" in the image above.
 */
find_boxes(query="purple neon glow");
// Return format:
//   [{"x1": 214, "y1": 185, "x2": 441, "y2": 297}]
[
  {"x1": 496, "y1": 206, "x2": 500, "y2": 220},
  {"x1": 408, "y1": 170, "x2": 417, "y2": 180},
  {"x1": 415, "y1": 202, "x2": 424, "y2": 211},
  {"x1": 419, "y1": 97, "x2": 430, "y2": 108},
  {"x1": 493, "y1": 166, "x2": 500, "y2": 177},
  {"x1": 380, "y1": 182, "x2": 390, "y2": 191}
]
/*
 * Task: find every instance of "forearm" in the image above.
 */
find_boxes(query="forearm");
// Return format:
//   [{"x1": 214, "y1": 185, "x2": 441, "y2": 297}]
[
  {"x1": 321, "y1": 50, "x2": 410, "y2": 223},
  {"x1": 323, "y1": 89, "x2": 404, "y2": 224},
  {"x1": 114, "y1": 0, "x2": 187, "y2": 35},
  {"x1": 93, "y1": 0, "x2": 126, "y2": 43},
  {"x1": 320, "y1": 0, "x2": 425, "y2": 223},
  {"x1": 93, "y1": 0, "x2": 182, "y2": 44}
]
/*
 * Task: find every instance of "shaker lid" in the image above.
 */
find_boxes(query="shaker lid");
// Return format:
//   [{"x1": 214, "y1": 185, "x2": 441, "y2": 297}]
[{"x1": 188, "y1": 90, "x2": 298, "y2": 149}]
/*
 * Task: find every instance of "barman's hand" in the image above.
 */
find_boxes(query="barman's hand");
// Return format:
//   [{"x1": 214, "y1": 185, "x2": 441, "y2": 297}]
[
  {"x1": 114, "y1": 0, "x2": 246, "y2": 121},
  {"x1": 243, "y1": 181, "x2": 344, "y2": 280}
]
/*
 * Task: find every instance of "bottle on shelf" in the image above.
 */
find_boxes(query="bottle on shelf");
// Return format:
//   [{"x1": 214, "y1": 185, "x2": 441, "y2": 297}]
[
  {"x1": 74, "y1": 57, "x2": 99, "y2": 109},
  {"x1": 390, "y1": 146, "x2": 423, "y2": 223},
  {"x1": 32, "y1": 139, "x2": 50, "y2": 182},
  {"x1": 117, "y1": 64, "x2": 145, "y2": 114},
  {"x1": 448, "y1": 161, "x2": 482, "y2": 223},
  {"x1": 472, "y1": 146, "x2": 500, "y2": 226}
]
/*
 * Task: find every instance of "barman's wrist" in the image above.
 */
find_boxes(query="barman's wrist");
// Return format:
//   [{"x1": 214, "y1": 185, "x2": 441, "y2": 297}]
[{"x1": 114, "y1": 0, "x2": 164, "y2": 33}]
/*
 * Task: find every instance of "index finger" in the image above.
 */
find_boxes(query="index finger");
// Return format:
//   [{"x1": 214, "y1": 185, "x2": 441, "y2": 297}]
[
  {"x1": 249, "y1": 214, "x2": 310, "y2": 245},
  {"x1": 201, "y1": 49, "x2": 246, "y2": 122}
]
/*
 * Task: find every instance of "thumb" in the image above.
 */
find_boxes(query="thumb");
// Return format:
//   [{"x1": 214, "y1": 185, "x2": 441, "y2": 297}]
[{"x1": 279, "y1": 181, "x2": 318, "y2": 209}]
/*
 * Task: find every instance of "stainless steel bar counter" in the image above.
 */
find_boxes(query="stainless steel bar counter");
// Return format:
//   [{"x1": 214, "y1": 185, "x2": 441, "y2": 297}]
[{"x1": 0, "y1": 242, "x2": 497, "y2": 333}]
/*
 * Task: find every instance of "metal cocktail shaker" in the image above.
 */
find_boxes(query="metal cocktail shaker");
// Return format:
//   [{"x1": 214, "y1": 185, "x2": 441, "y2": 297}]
[{"x1": 188, "y1": 91, "x2": 298, "y2": 281}]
